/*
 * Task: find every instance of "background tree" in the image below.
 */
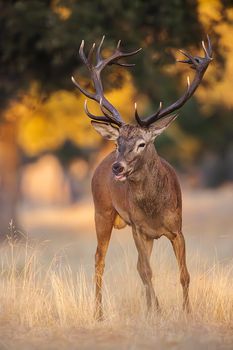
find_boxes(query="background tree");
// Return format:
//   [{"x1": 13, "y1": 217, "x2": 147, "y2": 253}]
[{"x1": 0, "y1": 0, "x2": 232, "y2": 234}]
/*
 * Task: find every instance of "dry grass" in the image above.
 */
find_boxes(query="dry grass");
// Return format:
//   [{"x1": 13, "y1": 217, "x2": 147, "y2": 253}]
[{"x1": 0, "y1": 230, "x2": 232, "y2": 350}]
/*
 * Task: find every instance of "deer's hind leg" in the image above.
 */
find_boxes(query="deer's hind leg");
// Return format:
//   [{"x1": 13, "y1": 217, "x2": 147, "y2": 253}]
[
  {"x1": 170, "y1": 232, "x2": 190, "y2": 313},
  {"x1": 94, "y1": 208, "x2": 116, "y2": 321}
]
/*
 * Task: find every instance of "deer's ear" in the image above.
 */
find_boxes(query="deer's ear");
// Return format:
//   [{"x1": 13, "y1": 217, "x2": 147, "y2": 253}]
[
  {"x1": 91, "y1": 121, "x2": 119, "y2": 140},
  {"x1": 150, "y1": 114, "x2": 177, "y2": 139}
]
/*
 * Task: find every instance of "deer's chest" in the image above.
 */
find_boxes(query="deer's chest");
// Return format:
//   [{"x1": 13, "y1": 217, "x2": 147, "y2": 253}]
[
  {"x1": 113, "y1": 196, "x2": 166, "y2": 239},
  {"x1": 111, "y1": 177, "x2": 180, "y2": 238},
  {"x1": 129, "y1": 204, "x2": 165, "y2": 239}
]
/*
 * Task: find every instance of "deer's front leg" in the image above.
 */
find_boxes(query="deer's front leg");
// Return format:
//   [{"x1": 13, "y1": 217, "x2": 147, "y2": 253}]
[
  {"x1": 94, "y1": 209, "x2": 115, "y2": 321},
  {"x1": 132, "y1": 228, "x2": 159, "y2": 312}
]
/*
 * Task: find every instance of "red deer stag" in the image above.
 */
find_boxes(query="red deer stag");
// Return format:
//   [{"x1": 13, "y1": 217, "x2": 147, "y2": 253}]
[{"x1": 72, "y1": 36, "x2": 212, "y2": 320}]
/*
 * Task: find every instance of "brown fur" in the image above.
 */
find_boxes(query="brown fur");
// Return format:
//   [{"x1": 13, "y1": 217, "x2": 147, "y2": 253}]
[{"x1": 92, "y1": 127, "x2": 190, "y2": 320}]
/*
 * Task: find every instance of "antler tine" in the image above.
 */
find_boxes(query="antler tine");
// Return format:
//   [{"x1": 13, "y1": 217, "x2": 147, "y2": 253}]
[
  {"x1": 71, "y1": 76, "x2": 95, "y2": 99},
  {"x1": 99, "y1": 99, "x2": 122, "y2": 126},
  {"x1": 135, "y1": 37, "x2": 212, "y2": 127},
  {"x1": 114, "y1": 46, "x2": 142, "y2": 63},
  {"x1": 113, "y1": 62, "x2": 136, "y2": 67},
  {"x1": 202, "y1": 40, "x2": 209, "y2": 58},
  {"x1": 202, "y1": 35, "x2": 213, "y2": 59},
  {"x1": 118, "y1": 47, "x2": 143, "y2": 57},
  {"x1": 135, "y1": 101, "x2": 163, "y2": 126},
  {"x1": 178, "y1": 49, "x2": 198, "y2": 68},
  {"x1": 96, "y1": 35, "x2": 105, "y2": 64},
  {"x1": 154, "y1": 101, "x2": 163, "y2": 117},
  {"x1": 99, "y1": 98, "x2": 114, "y2": 119},
  {"x1": 79, "y1": 40, "x2": 88, "y2": 65},
  {"x1": 134, "y1": 103, "x2": 143, "y2": 126},
  {"x1": 96, "y1": 39, "x2": 142, "y2": 70},
  {"x1": 84, "y1": 100, "x2": 119, "y2": 124},
  {"x1": 87, "y1": 43, "x2": 96, "y2": 65},
  {"x1": 109, "y1": 47, "x2": 142, "y2": 68}
]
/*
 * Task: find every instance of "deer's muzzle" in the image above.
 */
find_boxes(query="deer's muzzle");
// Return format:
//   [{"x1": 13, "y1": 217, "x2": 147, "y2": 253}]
[{"x1": 112, "y1": 162, "x2": 127, "y2": 181}]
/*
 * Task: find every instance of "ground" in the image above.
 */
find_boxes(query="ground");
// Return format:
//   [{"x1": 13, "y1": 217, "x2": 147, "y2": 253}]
[{"x1": 0, "y1": 186, "x2": 232, "y2": 349}]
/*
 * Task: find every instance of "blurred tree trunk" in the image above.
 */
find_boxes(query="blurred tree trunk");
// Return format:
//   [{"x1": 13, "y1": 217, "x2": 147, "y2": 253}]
[{"x1": 0, "y1": 121, "x2": 19, "y2": 237}]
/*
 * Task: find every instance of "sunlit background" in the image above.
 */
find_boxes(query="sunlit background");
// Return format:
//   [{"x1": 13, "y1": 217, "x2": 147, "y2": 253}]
[
  {"x1": 0, "y1": 0, "x2": 232, "y2": 234},
  {"x1": 0, "y1": 1, "x2": 232, "y2": 349}
]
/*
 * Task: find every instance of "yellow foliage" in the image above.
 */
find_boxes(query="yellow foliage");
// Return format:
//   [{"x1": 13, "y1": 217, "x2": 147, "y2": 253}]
[
  {"x1": 198, "y1": 0, "x2": 223, "y2": 27},
  {"x1": 4, "y1": 1, "x2": 233, "y2": 157},
  {"x1": 163, "y1": 0, "x2": 233, "y2": 163},
  {"x1": 197, "y1": 0, "x2": 233, "y2": 110},
  {"x1": 52, "y1": 0, "x2": 71, "y2": 20},
  {"x1": 166, "y1": 124, "x2": 201, "y2": 163},
  {"x1": 167, "y1": 1, "x2": 233, "y2": 114},
  {"x1": 162, "y1": 0, "x2": 233, "y2": 161},
  {"x1": 6, "y1": 73, "x2": 136, "y2": 156}
]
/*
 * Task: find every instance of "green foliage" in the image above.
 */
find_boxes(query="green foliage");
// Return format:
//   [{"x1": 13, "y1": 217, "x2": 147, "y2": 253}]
[
  {"x1": 0, "y1": 0, "x2": 232, "y2": 174},
  {"x1": 0, "y1": 0, "x2": 202, "y2": 104}
]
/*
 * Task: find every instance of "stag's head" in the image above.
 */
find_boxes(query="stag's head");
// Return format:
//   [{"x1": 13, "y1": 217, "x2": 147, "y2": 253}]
[{"x1": 72, "y1": 36, "x2": 212, "y2": 181}]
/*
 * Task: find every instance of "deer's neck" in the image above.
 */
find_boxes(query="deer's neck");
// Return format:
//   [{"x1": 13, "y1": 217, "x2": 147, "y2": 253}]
[{"x1": 128, "y1": 144, "x2": 168, "y2": 215}]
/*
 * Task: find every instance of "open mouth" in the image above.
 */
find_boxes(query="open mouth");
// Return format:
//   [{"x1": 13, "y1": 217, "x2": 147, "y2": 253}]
[
  {"x1": 114, "y1": 173, "x2": 127, "y2": 181},
  {"x1": 113, "y1": 169, "x2": 133, "y2": 182}
]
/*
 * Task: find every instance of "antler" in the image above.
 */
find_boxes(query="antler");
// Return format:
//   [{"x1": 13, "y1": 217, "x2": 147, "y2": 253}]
[
  {"x1": 72, "y1": 36, "x2": 142, "y2": 127},
  {"x1": 135, "y1": 35, "x2": 213, "y2": 127}
]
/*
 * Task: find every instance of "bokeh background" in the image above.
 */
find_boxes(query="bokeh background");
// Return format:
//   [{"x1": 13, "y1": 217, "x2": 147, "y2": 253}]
[
  {"x1": 0, "y1": 0, "x2": 233, "y2": 236},
  {"x1": 0, "y1": 2, "x2": 233, "y2": 348}
]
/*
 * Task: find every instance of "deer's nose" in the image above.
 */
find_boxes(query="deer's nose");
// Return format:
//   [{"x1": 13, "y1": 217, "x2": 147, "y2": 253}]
[{"x1": 112, "y1": 162, "x2": 125, "y2": 175}]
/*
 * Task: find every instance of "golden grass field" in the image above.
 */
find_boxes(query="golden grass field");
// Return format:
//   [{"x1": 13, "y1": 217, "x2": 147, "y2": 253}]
[{"x1": 0, "y1": 187, "x2": 232, "y2": 349}]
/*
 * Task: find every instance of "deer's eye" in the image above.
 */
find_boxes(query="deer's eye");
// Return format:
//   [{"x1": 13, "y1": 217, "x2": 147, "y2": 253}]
[{"x1": 137, "y1": 142, "x2": 146, "y2": 151}]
